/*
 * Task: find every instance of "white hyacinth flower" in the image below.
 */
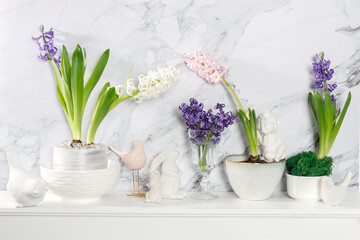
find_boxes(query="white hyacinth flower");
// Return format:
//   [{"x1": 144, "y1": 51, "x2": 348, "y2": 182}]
[
  {"x1": 126, "y1": 66, "x2": 181, "y2": 103},
  {"x1": 114, "y1": 85, "x2": 123, "y2": 96}
]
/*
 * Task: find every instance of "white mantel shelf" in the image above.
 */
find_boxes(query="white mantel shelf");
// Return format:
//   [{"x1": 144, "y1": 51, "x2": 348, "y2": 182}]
[
  {"x1": 1, "y1": 191, "x2": 360, "y2": 217},
  {"x1": 1, "y1": 191, "x2": 360, "y2": 240}
]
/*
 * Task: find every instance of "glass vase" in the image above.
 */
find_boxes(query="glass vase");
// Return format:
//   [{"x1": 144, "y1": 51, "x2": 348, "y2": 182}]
[{"x1": 189, "y1": 136, "x2": 220, "y2": 200}]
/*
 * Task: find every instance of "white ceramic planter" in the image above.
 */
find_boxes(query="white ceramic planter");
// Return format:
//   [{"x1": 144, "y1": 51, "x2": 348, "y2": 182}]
[
  {"x1": 286, "y1": 173, "x2": 322, "y2": 201},
  {"x1": 40, "y1": 160, "x2": 121, "y2": 203},
  {"x1": 53, "y1": 141, "x2": 108, "y2": 171},
  {"x1": 224, "y1": 154, "x2": 285, "y2": 200}
]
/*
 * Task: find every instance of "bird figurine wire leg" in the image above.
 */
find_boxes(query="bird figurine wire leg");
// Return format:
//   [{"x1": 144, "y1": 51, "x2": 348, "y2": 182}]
[
  {"x1": 126, "y1": 170, "x2": 146, "y2": 197},
  {"x1": 110, "y1": 140, "x2": 146, "y2": 198}
]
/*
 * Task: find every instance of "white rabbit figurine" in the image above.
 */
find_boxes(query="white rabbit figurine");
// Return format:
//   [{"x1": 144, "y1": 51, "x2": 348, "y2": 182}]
[
  {"x1": 147, "y1": 150, "x2": 186, "y2": 201},
  {"x1": 257, "y1": 112, "x2": 286, "y2": 162},
  {"x1": 7, "y1": 151, "x2": 46, "y2": 207},
  {"x1": 145, "y1": 170, "x2": 162, "y2": 203}
]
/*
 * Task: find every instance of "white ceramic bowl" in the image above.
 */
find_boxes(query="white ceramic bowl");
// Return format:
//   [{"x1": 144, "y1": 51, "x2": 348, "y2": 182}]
[
  {"x1": 286, "y1": 173, "x2": 322, "y2": 201},
  {"x1": 224, "y1": 154, "x2": 285, "y2": 200},
  {"x1": 40, "y1": 160, "x2": 121, "y2": 203}
]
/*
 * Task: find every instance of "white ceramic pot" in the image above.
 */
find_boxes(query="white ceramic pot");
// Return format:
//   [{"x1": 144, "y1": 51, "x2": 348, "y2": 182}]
[
  {"x1": 53, "y1": 141, "x2": 108, "y2": 171},
  {"x1": 224, "y1": 154, "x2": 285, "y2": 200},
  {"x1": 286, "y1": 173, "x2": 322, "y2": 201},
  {"x1": 40, "y1": 160, "x2": 121, "y2": 203}
]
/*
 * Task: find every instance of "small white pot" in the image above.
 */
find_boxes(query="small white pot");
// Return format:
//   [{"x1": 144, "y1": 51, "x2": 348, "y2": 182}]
[
  {"x1": 224, "y1": 154, "x2": 285, "y2": 200},
  {"x1": 53, "y1": 141, "x2": 108, "y2": 171},
  {"x1": 286, "y1": 173, "x2": 322, "y2": 201}
]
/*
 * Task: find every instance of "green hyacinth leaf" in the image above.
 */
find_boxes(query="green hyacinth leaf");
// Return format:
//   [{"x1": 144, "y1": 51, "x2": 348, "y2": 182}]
[
  {"x1": 83, "y1": 48, "x2": 87, "y2": 71},
  {"x1": 308, "y1": 92, "x2": 319, "y2": 127},
  {"x1": 70, "y1": 45, "x2": 84, "y2": 140},
  {"x1": 87, "y1": 87, "x2": 117, "y2": 143},
  {"x1": 314, "y1": 91, "x2": 326, "y2": 158},
  {"x1": 238, "y1": 109, "x2": 258, "y2": 157},
  {"x1": 61, "y1": 46, "x2": 72, "y2": 90},
  {"x1": 327, "y1": 92, "x2": 351, "y2": 155},
  {"x1": 324, "y1": 91, "x2": 333, "y2": 139},
  {"x1": 48, "y1": 56, "x2": 73, "y2": 117},
  {"x1": 83, "y1": 49, "x2": 110, "y2": 115},
  {"x1": 250, "y1": 109, "x2": 257, "y2": 146},
  {"x1": 92, "y1": 82, "x2": 111, "y2": 121}
]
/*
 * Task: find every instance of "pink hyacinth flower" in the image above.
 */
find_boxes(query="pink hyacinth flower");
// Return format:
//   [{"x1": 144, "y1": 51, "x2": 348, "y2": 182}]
[
  {"x1": 184, "y1": 50, "x2": 229, "y2": 84},
  {"x1": 184, "y1": 50, "x2": 245, "y2": 112}
]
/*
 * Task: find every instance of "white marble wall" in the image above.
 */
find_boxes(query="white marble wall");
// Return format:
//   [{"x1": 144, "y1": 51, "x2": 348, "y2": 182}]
[{"x1": 0, "y1": 0, "x2": 359, "y2": 192}]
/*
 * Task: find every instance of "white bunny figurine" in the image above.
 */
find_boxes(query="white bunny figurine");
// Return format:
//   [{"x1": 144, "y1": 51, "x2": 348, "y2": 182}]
[
  {"x1": 149, "y1": 150, "x2": 186, "y2": 200},
  {"x1": 257, "y1": 112, "x2": 286, "y2": 162},
  {"x1": 145, "y1": 170, "x2": 162, "y2": 203},
  {"x1": 7, "y1": 151, "x2": 46, "y2": 207}
]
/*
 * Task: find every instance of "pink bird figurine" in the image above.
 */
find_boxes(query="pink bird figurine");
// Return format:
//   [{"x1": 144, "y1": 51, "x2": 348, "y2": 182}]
[
  {"x1": 110, "y1": 140, "x2": 146, "y2": 197},
  {"x1": 110, "y1": 140, "x2": 146, "y2": 170}
]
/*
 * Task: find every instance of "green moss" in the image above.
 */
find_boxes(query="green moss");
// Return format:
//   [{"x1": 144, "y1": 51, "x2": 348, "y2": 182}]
[{"x1": 286, "y1": 151, "x2": 333, "y2": 176}]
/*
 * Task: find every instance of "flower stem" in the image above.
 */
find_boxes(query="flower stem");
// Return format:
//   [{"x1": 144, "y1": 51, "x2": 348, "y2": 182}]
[
  {"x1": 322, "y1": 69, "x2": 328, "y2": 90},
  {"x1": 221, "y1": 77, "x2": 245, "y2": 112},
  {"x1": 198, "y1": 144, "x2": 202, "y2": 171},
  {"x1": 109, "y1": 89, "x2": 139, "y2": 111},
  {"x1": 40, "y1": 27, "x2": 54, "y2": 65},
  {"x1": 200, "y1": 131, "x2": 213, "y2": 172}
]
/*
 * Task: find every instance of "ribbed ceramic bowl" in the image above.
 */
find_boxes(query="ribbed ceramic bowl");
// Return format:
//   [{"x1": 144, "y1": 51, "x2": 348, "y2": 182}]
[
  {"x1": 40, "y1": 160, "x2": 121, "y2": 203},
  {"x1": 53, "y1": 143, "x2": 108, "y2": 171},
  {"x1": 225, "y1": 154, "x2": 286, "y2": 200}
]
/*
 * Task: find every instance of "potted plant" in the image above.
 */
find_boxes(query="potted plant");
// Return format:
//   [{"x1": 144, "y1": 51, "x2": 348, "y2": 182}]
[
  {"x1": 286, "y1": 52, "x2": 351, "y2": 201},
  {"x1": 179, "y1": 98, "x2": 237, "y2": 200},
  {"x1": 33, "y1": 26, "x2": 180, "y2": 201},
  {"x1": 184, "y1": 50, "x2": 286, "y2": 200}
]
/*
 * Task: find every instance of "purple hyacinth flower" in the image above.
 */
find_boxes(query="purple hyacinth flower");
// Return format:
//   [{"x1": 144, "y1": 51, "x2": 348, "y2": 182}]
[
  {"x1": 312, "y1": 53, "x2": 334, "y2": 82},
  {"x1": 314, "y1": 80, "x2": 323, "y2": 89},
  {"x1": 33, "y1": 26, "x2": 61, "y2": 67},
  {"x1": 331, "y1": 95, "x2": 336, "y2": 103},
  {"x1": 312, "y1": 52, "x2": 337, "y2": 100},
  {"x1": 327, "y1": 83, "x2": 337, "y2": 93},
  {"x1": 179, "y1": 98, "x2": 237, "y2": 145}
]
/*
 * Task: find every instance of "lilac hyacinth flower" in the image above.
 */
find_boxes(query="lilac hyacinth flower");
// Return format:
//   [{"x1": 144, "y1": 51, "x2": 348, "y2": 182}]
[
  {"x1": 312, "y1": 54, "x2": 334, "y2": 80},
  {"x1": 312, "y1": 52, "x2": 337, "y2": 102},
  {"x1": 313, "y1": 80, "x2": 323, "y2": 89},
  {"x1": 327, "y1": 83, "x2": 337, "y2": 93},
  {"x1": 33, "y1": 26, "x2": 61, "y2": 67},
  {"x1": 179, "y1": 98, "x2": 237, "y2": 145},
  {"x1": 331, "y1": 95, "x2": 336, "y2": 104}
]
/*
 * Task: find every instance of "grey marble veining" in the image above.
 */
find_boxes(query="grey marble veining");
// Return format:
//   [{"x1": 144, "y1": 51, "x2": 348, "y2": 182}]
[{"x1": 0, "y1": 0, "x2": 359, "y2": 192}]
